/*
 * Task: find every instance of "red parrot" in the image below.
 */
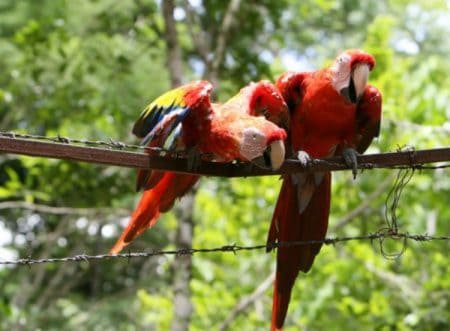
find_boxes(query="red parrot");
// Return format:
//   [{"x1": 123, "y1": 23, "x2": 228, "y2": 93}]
[
  {"x1": 110, "y1": 80, "x2": 289, "y2": 254},
  {"x1": 268, "y1": 49, "x2": 382, "y2": 330}
]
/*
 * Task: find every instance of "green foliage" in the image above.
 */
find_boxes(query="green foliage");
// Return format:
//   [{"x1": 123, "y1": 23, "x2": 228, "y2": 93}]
[{"x1": 1, "y1": 1, "x2": 449, "y2": 330}]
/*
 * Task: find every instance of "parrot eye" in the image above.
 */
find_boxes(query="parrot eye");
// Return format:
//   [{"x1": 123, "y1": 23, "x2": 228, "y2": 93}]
[
  {"x1": 331, "y1": 53, "x2": 353, "y2": 95},
  {"x1": 336, "y1": 53, "x2": 351, "y2": 67}
]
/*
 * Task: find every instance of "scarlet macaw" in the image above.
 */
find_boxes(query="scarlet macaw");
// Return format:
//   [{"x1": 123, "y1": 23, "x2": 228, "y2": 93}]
[
  {"x1": 268, "y1": 49, "x2": 382, "y2": 330},
  {"x1": 110, "y1": 80, "x2": 289, "y2": 254}
]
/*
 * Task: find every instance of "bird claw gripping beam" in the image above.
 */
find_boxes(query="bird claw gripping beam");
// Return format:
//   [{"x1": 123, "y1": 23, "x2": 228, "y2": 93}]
[{"x1": 342, "y1": 147, "x2": 360, "y2": 179}]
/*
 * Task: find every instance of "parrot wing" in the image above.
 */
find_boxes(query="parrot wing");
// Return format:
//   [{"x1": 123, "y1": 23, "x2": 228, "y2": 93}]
[
  {"x1": 132, "y1": 80, "x2": 213, "y2": 191},
  {"x1": 356, "y1": 85, "x2": 382, "y2": 154},
  {"x1": 133, "y1": 80, "x2": 213, "y2": 146}
]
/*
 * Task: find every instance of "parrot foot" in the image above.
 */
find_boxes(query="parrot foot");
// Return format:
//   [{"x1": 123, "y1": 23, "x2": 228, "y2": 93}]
[
  {"x1": 342, "y1": 147, "x2": 359, "y2": 179},
  {"x1": 186, "y1": 148, "x2": 202, "y2": 171},
  {"x1": 296, "y1": 150, "x2": 311, "y2": 167},
  {"x1": 244, "y1": 161, "x2": 255, "y2": 174}
]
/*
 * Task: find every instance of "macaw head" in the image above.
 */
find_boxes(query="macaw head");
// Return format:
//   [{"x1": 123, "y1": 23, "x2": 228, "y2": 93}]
[
  {"x1": 239, "y1": 123, "x2": 287, "y2": 171},
  {"x1": 331, "y1": 49, "x2": 375, "y2": 104},
  {"x1": 246, "y1": 81, "x2": 290, "y2": 130},
  {"x1": 275, "y1": 71, "x2": 307, "y2": 112}
]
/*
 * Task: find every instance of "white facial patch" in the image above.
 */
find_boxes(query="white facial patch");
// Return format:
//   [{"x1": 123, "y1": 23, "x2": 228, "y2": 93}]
[
  {"x1": 331, "y1": 53, "x2": 352, "y2": 93},
  {"x1": 239, "y1": 128, "x2": 267, "y2": 161}
]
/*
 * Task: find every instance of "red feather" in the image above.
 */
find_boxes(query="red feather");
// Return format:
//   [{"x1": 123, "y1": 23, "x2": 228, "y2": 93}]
[
  {"x1": 110, "y1": 81, "x2": 289, "y2": 254},
  {"x1": 110, "y1": 173, "x2": 199, "y2": 255},
  {"x1": 269, "y1": 49, "x2": 381, "y2": 329}
]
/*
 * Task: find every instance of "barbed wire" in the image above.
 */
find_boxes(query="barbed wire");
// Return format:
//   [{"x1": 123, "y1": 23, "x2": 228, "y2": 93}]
[
  {"x1": 0, "y1": 131, "x2": 165, "y2": 153},
  {"x1": 1, "y1": 133, "x2": 449, "y2": 267},
  {"x1": 384, "y1": 168, "x2": 415, "y2": 232},
  {"x1": 1, "y1": 231, "x2": 449, "y2": 266},
  {"x1": 2, "y1": 131, "x2": 450, "y2": 177}
]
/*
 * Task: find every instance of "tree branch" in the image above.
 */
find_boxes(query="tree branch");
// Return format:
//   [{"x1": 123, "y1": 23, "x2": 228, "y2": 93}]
[
  {"x1": 162, "y1": 0, "x2": 183, "y2": 86},
  {"x1": 35, "y1": 248, "x2": 81, "y2": 309},
  {"x1": 332, "y1": 173, "x2": 396, "y2": 231},
  {"x1": 210, "y1": 0, "x2": 242, "y2": 75},
  {"x1": 364, "y1": 262, "x2": 420, "y2": 302},
  {"x1": 0, "y1": 200, "x2": 129, "y2": 217},
  {"x1": 218, "y1": 271, "x2": 275, "y2": 331},
  {"x1": 182, "y1": 2, "x2": 210, "y2": 62},
  {"x1": 10, "y1": 218, "x2": 70, "y2": 309}
]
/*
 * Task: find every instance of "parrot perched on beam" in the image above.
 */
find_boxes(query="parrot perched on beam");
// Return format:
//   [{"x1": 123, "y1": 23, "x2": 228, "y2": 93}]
[
  {"x1": 110, "y1": 80, "x2": 289, "y2": 254},
  {"x1": 267, "y1": 49, "x2": 382, "y2": 330}
]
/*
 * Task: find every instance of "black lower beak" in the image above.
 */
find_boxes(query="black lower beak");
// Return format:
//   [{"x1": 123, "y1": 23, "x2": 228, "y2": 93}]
[
  {"x1": 340, "y1": 77, "x2": 358, "y2": 104},
  {"x1": 251, "y1": 149, "x2": 272, "y2": 169}
]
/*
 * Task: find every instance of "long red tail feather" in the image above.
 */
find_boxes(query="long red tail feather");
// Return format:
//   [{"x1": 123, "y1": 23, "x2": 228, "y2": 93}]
[
  {"x1": 269, "y1": 173, "x2": 331, "y2": 330},
  {"x1": 110, "y1": 173, "x2": 199, "y2": 254}
]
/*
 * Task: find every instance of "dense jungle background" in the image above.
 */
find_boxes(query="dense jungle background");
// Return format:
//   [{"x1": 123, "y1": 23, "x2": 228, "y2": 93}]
[{"x1": 1, "y1": 1, "x2": 449, "y2": 330}]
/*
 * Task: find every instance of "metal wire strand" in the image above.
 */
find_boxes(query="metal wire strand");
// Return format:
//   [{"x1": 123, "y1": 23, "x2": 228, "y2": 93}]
[{"x1": 1, "y1": 232, "x2": 449, "y2": 266}]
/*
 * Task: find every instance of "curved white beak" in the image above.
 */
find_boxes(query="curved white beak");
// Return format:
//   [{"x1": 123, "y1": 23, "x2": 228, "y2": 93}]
[
  {"x1": 269, "y1": 140, "x2": 285, "y2": 170},
  {"x1": 352, "y1": 64, "x2": 370, "y2": 99}
]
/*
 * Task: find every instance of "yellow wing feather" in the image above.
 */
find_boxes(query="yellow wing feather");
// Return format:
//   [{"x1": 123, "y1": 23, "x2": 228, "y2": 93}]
[
  {"x1": 140, "y1": 87, "x2": 187, "y2": 120},
  {"x1": 132, "y1": 81, "x2": 212, "y2": 139}
]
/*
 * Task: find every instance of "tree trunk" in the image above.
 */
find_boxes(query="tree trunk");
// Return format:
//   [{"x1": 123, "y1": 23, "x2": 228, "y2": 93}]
[
  {"x1": 171, "y1": 188, "x2": 196, "y2": 331},
  {"x1": 160, "y1": 0, "x2": 241, "y2": 328},
  {"x1": 163, "y1": 0, "x2": 183, "y2": 87},
  {"x1": 162, "y1": 2, "x2": 194, "y2": 331}
]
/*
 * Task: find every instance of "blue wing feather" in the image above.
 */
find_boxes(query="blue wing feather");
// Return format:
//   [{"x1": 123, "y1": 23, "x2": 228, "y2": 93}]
[
  {"x1": 132, "y1": 81, "x2": 213, "y2": 147},
  {"x1": 165, "y1": 123, "x2": 184, "y2": 151},
  {"x1": 140, "y1": 105, "x2": 190, "y2": 146}
]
